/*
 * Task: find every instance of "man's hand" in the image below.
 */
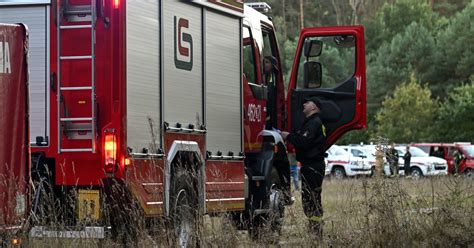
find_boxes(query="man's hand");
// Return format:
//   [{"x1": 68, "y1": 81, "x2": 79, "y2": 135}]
[{"x1": 281, "y1": 131, "x2": 290, "y2": 140}]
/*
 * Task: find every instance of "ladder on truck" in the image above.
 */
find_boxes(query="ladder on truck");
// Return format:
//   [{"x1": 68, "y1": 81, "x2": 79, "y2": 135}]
[{"x1": 57, "y1": 0, "x2": 97, "y2": 153}]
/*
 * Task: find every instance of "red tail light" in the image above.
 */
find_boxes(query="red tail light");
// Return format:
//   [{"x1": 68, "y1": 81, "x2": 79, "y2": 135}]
[
  {"x1": 104, "y1": 132, "x2": 117, "y2": 174},
  {"x1": 113, "y1": 0, "x2": 120, "y2": 9}
]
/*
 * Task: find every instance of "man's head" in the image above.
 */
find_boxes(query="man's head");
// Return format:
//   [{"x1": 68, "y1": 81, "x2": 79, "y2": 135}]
[
  {"x1": 263, "y1": 56, "x2": 278, "y2": 75},
  {"x1": 303, "y1": 96, "x2": 322, "y2": 117}
]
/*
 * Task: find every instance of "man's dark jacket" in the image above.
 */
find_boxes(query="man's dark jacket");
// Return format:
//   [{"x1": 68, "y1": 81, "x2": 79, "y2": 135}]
[{"x1": 287, "y1": 113, "x2": 326, "y2": 165}]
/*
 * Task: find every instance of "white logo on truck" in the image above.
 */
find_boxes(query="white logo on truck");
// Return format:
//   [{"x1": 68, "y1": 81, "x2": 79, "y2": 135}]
[
  {"x1": 247, "y1": 103, "x2": 262, "y2": 122},
  {"x1": 0, "y1": 42, "x2": 12, "y2": 74}
]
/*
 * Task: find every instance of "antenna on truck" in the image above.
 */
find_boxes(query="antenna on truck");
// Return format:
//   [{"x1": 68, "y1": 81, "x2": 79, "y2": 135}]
[{"x1": 245, "y1": 2, "x2": 271, "y2": 13}]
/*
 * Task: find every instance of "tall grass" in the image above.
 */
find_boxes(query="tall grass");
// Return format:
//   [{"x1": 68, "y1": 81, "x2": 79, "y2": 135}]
[{"x1": 16, "y1": 176, "x2": 474, "y2": 247}]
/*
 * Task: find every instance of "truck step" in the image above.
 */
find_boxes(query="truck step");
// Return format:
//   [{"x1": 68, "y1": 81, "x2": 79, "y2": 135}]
[
  {"x1": 60, "y1": 148, "x2": 94, "y2": 153},
  {"x1": 60, "y1": 117, "x2": 94, "y2": 122},
  {"x1": 60, "y1": 24, "x2": 93, "y2": 30},
  {"x1": 60, "y1": 86, "x2": 93, "y2": 91},
  {"x1": 60, "y1": 55, "x2": 93, "y2": 60}
]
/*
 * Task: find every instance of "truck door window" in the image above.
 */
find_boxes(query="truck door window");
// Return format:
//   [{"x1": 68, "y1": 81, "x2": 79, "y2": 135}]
[
  {"x1": 244, "y1": 26, "x2": 266, "y2": 100},
  {"x1": 243, "y1": 27, "x2": 257, "y2": 85},
  {"x1": 295, "y1": 35, "x2": 356, "y2": 89},
  {"x1": 448, "y1": 147, "x2": 457, "y2": 157},
  {"x1": 261, "y1": 28, "x2": 279, "y2": 84},
  {"x1": 261, "y1": 29, "x2": 275, "y2": 59}
]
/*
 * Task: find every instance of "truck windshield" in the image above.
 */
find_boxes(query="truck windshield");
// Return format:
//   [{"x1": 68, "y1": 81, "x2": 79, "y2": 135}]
[
  {"x1": 296, "y1": 35, "x2": 356, "y2": 89},
  {"x1": 329, "y1": 145, "x2": 350, "y2": 156},
  {"x1": 398, "y1": 146, "x2": 428, "y2": 157},
  {"x1": 462, "y1": 145, "x2": 474, "y2": 158}
]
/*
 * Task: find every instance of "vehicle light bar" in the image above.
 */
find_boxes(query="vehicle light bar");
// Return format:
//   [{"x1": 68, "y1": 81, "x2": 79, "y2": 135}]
[{"x1": 245, "y1": 2, "x2": 271, "y2": 13}]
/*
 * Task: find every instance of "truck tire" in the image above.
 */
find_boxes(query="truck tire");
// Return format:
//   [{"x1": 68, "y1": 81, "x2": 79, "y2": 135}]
[
  {"x1": 410, "y1": 167, "x2": 423, "y2": 180},
  {"x1": 168, "y1": 169, "x2": 201, "y2": 247},
  {"x1": 249, "y1": 167, "x2": 284, "y2": 242},
  {"x1": 228, "y1": 211, "x2": 248, "y2": 230},
  {"x1": 464, "y1": 168, "x2": 472, "y2": 177},
  {"x1": 332, "y1": 166, "x2": 346, "y2": 179},
  {"x1": 30, "y1": 154, "x2": 55, "y2": 224}
]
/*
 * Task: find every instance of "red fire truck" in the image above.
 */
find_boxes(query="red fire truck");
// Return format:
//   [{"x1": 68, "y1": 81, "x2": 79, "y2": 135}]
[
  {"x1": 0, "y1": 23, "x2": 29, "y2": 246},
  {"x1": 0, "y1": 0, "x2": 366, "y2": 243}
]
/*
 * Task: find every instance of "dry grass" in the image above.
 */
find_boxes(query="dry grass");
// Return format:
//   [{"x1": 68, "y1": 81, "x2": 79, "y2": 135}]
[
  {"x1": 22, "y1": 176, "x2": 474, "y2": 247},
  {"x1": 199, "y1": 176, "x2": 474, "y2": 247}
]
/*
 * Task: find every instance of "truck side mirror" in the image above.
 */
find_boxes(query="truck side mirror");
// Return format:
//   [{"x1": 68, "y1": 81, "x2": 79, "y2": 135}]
[
  {"x1": 304, "y1": 39, "x2": 323, "y2": 57},
  {"x1": 304, "y1": 61, "x2": 322, "y2": 88}
]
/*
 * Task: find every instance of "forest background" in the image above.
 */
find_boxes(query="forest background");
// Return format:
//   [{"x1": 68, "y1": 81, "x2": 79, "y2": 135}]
[{"x1": 250, "y1": 0, "x2": 474, "y2": 144}]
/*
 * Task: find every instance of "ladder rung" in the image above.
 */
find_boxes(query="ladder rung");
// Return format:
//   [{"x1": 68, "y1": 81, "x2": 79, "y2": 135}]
[
  {"x1": 64, "y1": 5, "x2": 93, "y2": 16},
  {"x1": 60, "y1": 25, "x2": 93, "y2": 30},
  {"x1": 60, "y1": 148, "x2": 94, "y2": 153},
  {"x1": 61, "y1": 117, "x2": 93, "y2": 122},
  {"x1": 60, "y1": 55, "x2": 93, "y2": 60},
  {"x1": 60, "y1": 86, "x2": 93, "y2": 91},
  {"x1": 64, "y1": 128, "x2": 92, "y2": 132}
]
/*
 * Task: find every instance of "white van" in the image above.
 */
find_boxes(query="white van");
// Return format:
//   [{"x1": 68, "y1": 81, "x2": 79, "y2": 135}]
[{"x1": 327, "y1": 145, "x2": 372, "y2": 179}]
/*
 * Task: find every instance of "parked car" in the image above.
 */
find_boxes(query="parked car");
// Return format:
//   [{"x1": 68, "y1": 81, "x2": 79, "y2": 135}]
[
  {"x1": 412, "y1": 143, "x2": 474, "y2": 175},
  {"x1": 326, "y1": 145, "x2": 372, "y2": 179},
  {"x1": 341, "y1": 145, "x2": 383, "y2": 175},
  {"x1": 348, "y1": 144, "x2": 448, "y2": 179},
  {"x1": 389, "y1": 146, "x2": 448, "y2": 178}
]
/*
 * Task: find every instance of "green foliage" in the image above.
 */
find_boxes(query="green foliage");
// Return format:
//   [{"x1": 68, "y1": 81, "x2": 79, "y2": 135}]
[
  {"x1": 282, "y1": 37, "x2": 298, "y2": 84},
  {"x1": 365, "y1": 0, "x2": 436, "y2": 52},
  {"x1": 367, "y1": 22, "x2": 437, "y2": 113},
  {"x1": 436, "y1": 80, "x2": 474, "y2": 142},
  {"x1": 375, "y1": 76, "x2": 438, "y2": 143},
  {"x1": 337, "y1": 129, "x2": 371, "y2": 145},
  {"x1": 435, "y1": 1, "x2": 474, "y2": 88},
  {"x1": 433, "y1": 0, "x2": 471, "y2": 17}
]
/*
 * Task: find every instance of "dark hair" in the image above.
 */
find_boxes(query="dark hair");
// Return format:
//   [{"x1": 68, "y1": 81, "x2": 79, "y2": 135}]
[
  {"x1": 304, "y1": 96, "x2": 322, "y2": 110},
  {"x1": 264, "y1": 56, "x2": 279, "y2": 72}
]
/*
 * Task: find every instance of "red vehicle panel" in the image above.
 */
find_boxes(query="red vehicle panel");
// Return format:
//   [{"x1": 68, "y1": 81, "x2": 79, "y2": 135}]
[
  {"x1": 287, "y1": 26, "x2": 367, "y2": 147},
  {"x1": 0, "y1": 23, "x2": 29, "y2": 238},
  {"x1": 413, "y1": 143, "x2": 474, "y2": 174}
]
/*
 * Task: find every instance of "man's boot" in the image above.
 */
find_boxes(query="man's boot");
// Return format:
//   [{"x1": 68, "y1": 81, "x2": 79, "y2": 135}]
[{"x1": 308, "y1": 215, "x2": 323, "y2": 237}]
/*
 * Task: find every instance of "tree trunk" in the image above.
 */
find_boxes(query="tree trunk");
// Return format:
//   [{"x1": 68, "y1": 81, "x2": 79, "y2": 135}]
[
  {"x1": 282, "y1": 0, "x2": 287, "y2": 39},
  {"x1": 350, "y1": 0, "x2": 365, "y2": 24},
  {"x1": 299, "y1": 0, "x2": 304, "y2": 30},
  {"x1": 429, "y1": 0, "x2": 435, "y2": 10},
  {"x1": 331, "y1": 0, "x2": 343, "y2": 25}
]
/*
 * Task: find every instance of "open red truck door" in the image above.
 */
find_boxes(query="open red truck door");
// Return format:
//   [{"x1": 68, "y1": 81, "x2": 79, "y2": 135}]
[
  {"x1": 287, "y1": 26, "x2": 366, "y2": 147},
  {"x1": 0, "y1": 23, "x2": 29, "y2": 245}
]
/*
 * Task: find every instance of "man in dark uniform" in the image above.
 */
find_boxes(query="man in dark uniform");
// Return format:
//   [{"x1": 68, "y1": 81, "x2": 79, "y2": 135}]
[
  {"x1": 263, "y1": 56, "x2": 279, "y2": 130},
  {"x1": 453, "y1": 150, "x2": 464, "y2": 175},
  {"x1": 386, "y1": 143, "x2": 399, "y2": 176},
  {"x1": 281, "y1": 96, "x2": 326, "y2": 236},
  {"x1": 403, "y1": 146, "x2": 412, "y2": 176}
]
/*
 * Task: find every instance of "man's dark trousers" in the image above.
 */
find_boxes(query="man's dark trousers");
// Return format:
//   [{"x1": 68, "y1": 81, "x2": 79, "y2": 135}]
[{"x1": 301, "y1": 160, "x2": 326, "y2": 229}]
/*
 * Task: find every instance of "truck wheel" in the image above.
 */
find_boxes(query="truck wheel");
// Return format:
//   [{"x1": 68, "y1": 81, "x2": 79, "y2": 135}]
[
  {"x1": 249, "y1": 167, "x2": 284, "y2": 242},
  {"x1": 168, "y1": 169, "x2": 201, "y2": 247},
  {"x1": 410, "y1": 167, "x2": 423, "y2": 180},
  {"x1": 464, "y1": 168, "x2": 472, "y2": 177},
  {"x1": 228, "y1": 211, "x2": 248, "y2": 230},
  {"x1": 332, "y1": 167, "x2": 346, "y2": 179}
]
